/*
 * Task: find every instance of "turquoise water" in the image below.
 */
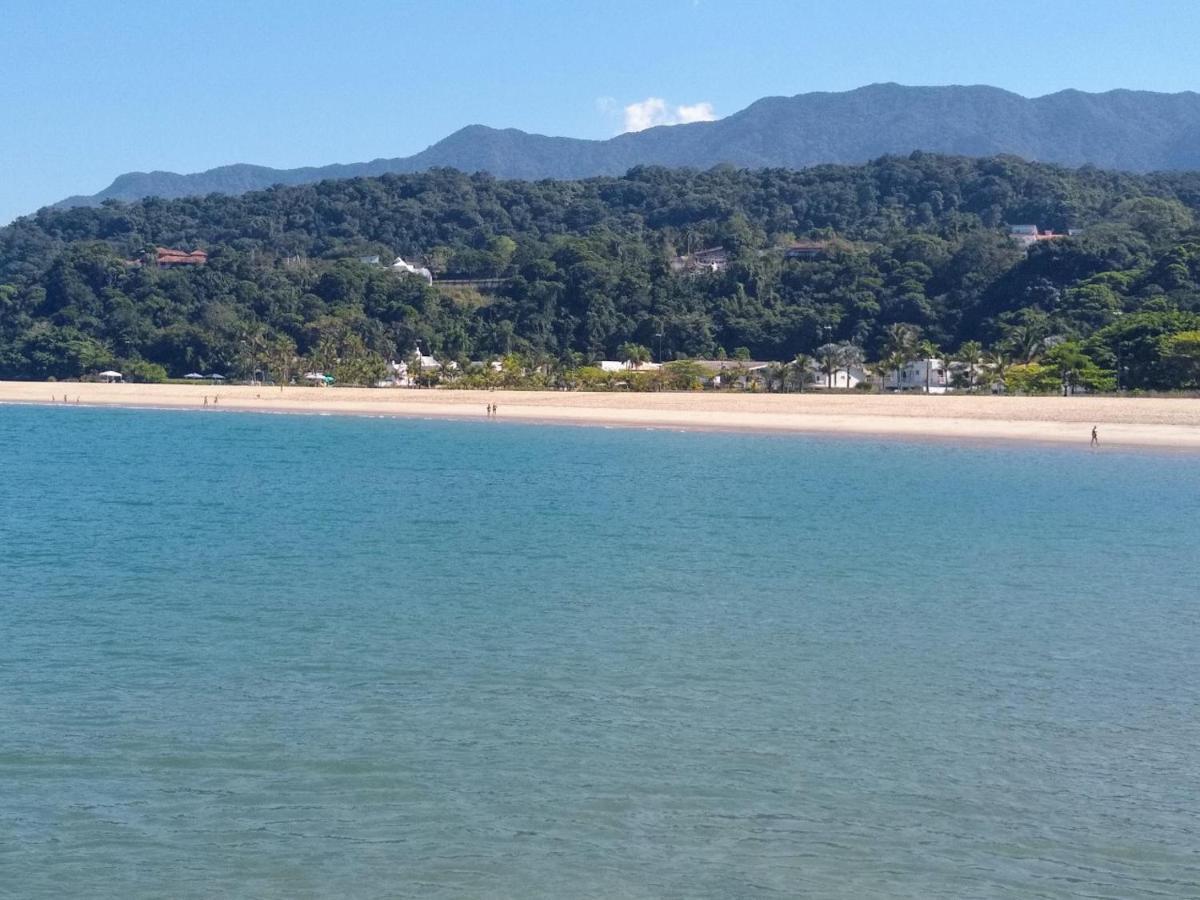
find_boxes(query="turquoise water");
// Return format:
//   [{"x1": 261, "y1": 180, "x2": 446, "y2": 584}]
[{"x1": 2, "y1": 405, "x2": 1198, "y2": 898}]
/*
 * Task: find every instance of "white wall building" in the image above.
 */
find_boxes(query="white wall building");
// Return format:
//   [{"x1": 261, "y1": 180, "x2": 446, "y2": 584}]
[
  {"x1": 885, "y1": 358, "x2": 949, "y2": 393},
  {"x1": 807, "y1": 363, "x2": 868, "y2": 389},
  {"x1": 599, "y1": 360, "x2": 662, "y2": 372},
  {"x1": 390, "y1": 256, "x2": 434, "y2": 283}
]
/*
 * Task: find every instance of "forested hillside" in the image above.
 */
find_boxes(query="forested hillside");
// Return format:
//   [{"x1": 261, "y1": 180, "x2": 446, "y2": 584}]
[{"x1": 5, "y1": 154, "x2": 1200, "y2": 389}]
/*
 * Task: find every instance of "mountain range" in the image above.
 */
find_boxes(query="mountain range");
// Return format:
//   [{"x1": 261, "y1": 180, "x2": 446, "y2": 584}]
[{"x1": 55, "y1": 83, "x2": 1200, "y2": 209}]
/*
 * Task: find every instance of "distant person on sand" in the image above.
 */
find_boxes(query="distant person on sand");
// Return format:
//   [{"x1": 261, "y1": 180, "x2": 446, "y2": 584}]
[
  {"x1": 1091, "y1": 425, "x2": 1099, "y2": 447},
  {"x1": 213, "y1": 395, "x2": 218, "y2": 405},
  {"x1": 203, "y1": 396, "x2": 208, "y2": 406}
]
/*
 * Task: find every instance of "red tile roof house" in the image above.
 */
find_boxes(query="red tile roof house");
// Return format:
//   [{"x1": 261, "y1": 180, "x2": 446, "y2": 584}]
[{"x1": 155, "y1": 247, "x2": 208, "y2": 268}]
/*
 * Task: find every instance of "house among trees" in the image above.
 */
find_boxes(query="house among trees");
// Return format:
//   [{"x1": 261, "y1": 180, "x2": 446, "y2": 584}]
[
  {"x1": 155, "y1": 247, "x2": 208, "y2": 268},
  {"x1": 670, "y1": 247, "x2": 729, "y2": 274},
  {"x1": 783, "y1": 239, "x2": 830, "y2": 260},
  {"x1": 1007, "y1": 225, "x2": 1080, "y2": 250}
]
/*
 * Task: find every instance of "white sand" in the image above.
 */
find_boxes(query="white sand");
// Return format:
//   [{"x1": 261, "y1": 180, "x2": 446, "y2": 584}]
[{"x1": 5, "y1": 381, "x2": 1200, "y2": 451}]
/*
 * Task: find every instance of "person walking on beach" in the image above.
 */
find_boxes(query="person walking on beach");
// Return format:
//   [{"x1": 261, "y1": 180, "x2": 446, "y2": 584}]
[
  {"x1": 203, "y1": 396, "x2": 208, "y2": 406},
  {"x1": 1091, "y1": 425, "x2": 1099, "y2": 447}
]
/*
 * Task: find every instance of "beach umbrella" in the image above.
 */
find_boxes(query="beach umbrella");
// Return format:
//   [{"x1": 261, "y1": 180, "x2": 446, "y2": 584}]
[
  {"x1": 98, "y1": 370, "x2": 123, "y2": 382},
  {"x1": 303, "y1": 372, "x2": 326, "y2": 381},
  {"x1": 184, "y1": 373, "x2": 204, "y2": 379},
  {"x1": 207, "y1": 373, "x2": 226, "y2": 380}
]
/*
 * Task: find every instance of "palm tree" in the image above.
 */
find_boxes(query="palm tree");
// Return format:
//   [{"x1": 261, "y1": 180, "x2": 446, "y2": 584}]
[
  {"x1": 816, "y1": 342, "x2": 841, "y2": 388},
  {"x1": 1005, "y1": 323, "x2": 1046, "y2": 363},
  {"x1": 617, "y1": 342, "x2": 651, "y2": 368},
  {"x1": 954, "y1": 340, "x2": 985, "y2": 392},
  {"x1": 267, "y1": 336, "x2": 299, "y2": 389},
  {"x1": 869, "y1": 356, "x2": 894, "y2": 393},
  {"x1": 837, "y1": 342, "x2": 865, "y2": 388},
  {"x1": 917, "y1": 339, "x2": 941, "y2": 393},
  {"x1": 884, "y1": 323, "x2": 920, "y2": 390},
  {"x1": 763, "y1": 362, "x2": 787, "y2": 393},
  {"x1": 983, "y1": 349, "x2": 1011, "y2": 393},
  {"x1": 789, "y1": 353, "x2": 813, "y2": 393}
]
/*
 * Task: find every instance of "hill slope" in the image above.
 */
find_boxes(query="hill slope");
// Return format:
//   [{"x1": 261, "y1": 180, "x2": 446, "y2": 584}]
[
  {"x1": 55, "y1": 84, "x2": 1200, "y2": 208},
  {"x1": 7, "y1": 155, "x2": 1200, "y2": 390}
]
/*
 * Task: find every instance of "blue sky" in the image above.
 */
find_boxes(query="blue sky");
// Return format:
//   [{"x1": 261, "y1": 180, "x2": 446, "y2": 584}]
[{"x1": 3, "y1": 0, "x2": 1199, "y2": 223}]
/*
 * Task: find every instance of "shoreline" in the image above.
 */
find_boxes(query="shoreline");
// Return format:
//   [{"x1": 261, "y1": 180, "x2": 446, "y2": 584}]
[{"x1": 5, "y1": 381, "x2": 1200, "y2": 451}]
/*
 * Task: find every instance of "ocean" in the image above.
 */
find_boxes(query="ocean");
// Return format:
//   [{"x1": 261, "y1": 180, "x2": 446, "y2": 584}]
[{"x1": 2, "y1": 405, "x2": 1198, "y2": 898}]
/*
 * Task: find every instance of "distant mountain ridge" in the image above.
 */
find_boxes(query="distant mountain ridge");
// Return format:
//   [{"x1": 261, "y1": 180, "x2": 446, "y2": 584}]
[{"x1": 54, "y1": 83, "x2": 1200, "y2": 209}]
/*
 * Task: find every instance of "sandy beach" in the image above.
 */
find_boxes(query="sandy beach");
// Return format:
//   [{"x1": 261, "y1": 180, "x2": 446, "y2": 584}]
[{"x1": 5, "y1": 381, "x2": 1200, "y2": 450}]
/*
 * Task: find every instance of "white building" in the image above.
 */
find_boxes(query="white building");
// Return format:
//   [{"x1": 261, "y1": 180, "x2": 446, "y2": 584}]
[
  {"x1": 599, "y1": 360, "x2": 662, "y2": 372},
  {"x1": 390, "y1": 256, "x2": 434, "y2": 284},
  {"x1": 807, "y1": 363, "x2": 869, "y2": 389},
  {"x1": 885, "y1": 358, "x2": 949, "y2": 393}
]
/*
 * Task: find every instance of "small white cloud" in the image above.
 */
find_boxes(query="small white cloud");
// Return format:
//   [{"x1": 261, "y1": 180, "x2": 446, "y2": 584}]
[
  {"x1": 621, "y1": 97, "x2": 716, "y2": 133},
  {"x1": 674, "y1": 101, "x2": 717, "y2": 125}
]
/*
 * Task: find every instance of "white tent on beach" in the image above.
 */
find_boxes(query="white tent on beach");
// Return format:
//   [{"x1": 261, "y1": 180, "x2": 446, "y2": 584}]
[{"x1": 98, "y1": 370, "x2": 123, "y2": 383}]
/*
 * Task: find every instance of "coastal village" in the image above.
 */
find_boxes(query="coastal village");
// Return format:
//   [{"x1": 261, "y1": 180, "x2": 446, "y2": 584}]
[{"x1": 115, "y1": 223, "x2": 1091, "y2": 395}]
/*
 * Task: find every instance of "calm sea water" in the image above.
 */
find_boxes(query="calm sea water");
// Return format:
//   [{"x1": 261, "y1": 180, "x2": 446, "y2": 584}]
[{"x1": 1, "y1": 405, "x2": 1198, "y2": 898}]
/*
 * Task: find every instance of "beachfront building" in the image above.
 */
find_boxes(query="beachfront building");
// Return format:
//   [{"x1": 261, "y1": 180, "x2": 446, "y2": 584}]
[
  {"x1": 599, "y1": 360, "x2": 663, "y2": 373},
  {"x1": 885, "y1": 358, "x2": 949, "y2": 393},
  {"x1": 806, "y1": 361, "x2": 869, "y2": 389},
  {"x1": 383, "y1": 359, "x2": 411, "y2": 386}
]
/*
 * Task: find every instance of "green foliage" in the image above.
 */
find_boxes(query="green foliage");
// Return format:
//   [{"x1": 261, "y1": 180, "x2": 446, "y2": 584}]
[
  {"x1": 1041, "y1": 341, "x2": 1115, "y2": 393},
  {"x1": 1085, "y1": 310, "x2": 1200, "y2": 390},
  {"x1": 121, "y1": 358, "x2": 168, "y2": 383},
  {"x1": 1005, "y1": 363, "x2": 1061, "y2": 395},
  {"x1": 1160, "y1": 330, "x2": 1200, "y2": 388},
  {"x1": 661, "y1": 360, "x2": 708, "y2": 390},
  {"x1": 6, "y1": 156, "x2": 1200, "y2": 389},
  {"x1": 617, "y1": 342, "x2": 651, "y2": 365}
]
